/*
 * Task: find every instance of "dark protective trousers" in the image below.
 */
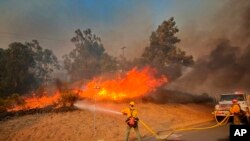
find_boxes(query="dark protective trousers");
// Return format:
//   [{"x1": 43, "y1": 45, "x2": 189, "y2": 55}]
[{"x1": 125, "y1": 125, "x2": 141, "y2": 141}]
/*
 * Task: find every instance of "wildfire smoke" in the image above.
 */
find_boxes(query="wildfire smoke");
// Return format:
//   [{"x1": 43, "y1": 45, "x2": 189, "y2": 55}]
[{"x1": 8, "y1": 67, "x2": 167, "y2": 111}]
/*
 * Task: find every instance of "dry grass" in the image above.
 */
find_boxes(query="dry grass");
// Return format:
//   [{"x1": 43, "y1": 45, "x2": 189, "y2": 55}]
[{"x1": 0, "y1": 102, "x2": 213, "y2": 141}]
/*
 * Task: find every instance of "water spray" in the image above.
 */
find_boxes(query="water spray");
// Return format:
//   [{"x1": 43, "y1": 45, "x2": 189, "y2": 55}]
[
  {"x1": 74, "y1": 101, "x2": 122, "y2": 115},
  {"x1": 74, "y1": 100, "x2": 122, "y2": 140}
]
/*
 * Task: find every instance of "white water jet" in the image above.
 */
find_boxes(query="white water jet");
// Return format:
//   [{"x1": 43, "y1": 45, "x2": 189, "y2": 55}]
[{"x1": 74, "y1": 101, "x2": 122, "y2": 115}]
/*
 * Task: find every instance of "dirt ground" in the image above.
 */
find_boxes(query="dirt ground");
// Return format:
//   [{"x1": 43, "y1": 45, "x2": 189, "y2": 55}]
[{"x1": 0, "y1": 102, "x2": 214, "y2": 141}]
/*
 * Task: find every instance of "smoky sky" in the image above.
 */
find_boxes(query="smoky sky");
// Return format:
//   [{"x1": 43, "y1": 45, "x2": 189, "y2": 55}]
[
  {"x1": 168, "y1": 0, "x2": 250, "y2": 95},
  {"x1": 0, "y1": 0, "x2": 223, "y2": 59},
  {"x1": 1, "y1": 0, "x2": 250, "y2": 95}
]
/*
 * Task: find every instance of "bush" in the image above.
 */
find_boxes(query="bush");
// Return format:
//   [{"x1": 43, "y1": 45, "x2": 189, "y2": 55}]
[
  {"x1": 9, "y1": 93, "x2": 25, "y2": 106},
  {"x1": 59, "y1": 90, "x2": 78, "y2": 107},
  {"x1": 0, "y1": 98, "x2": 8, "y2": 112},
  {"x1": 0, "y1": 93, "x2": 25, "y2": 112}
]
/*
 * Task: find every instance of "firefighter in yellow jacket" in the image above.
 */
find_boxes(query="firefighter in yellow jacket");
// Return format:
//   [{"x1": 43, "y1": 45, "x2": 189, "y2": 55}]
[
  {"x1": 230, "y1": 99, "x2": 241, "y2": 125},
  {"x1": 121, "y1": 101, "x2": 141, "y2": 141}
]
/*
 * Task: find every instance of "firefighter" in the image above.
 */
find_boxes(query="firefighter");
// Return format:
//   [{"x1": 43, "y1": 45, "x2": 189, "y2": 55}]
[
  {"x1": 121, "y1": 101, "x2": 141, "y2": 141},
  {"x1": 230, "y1": 99, "x2": 241, "y2": 125}
]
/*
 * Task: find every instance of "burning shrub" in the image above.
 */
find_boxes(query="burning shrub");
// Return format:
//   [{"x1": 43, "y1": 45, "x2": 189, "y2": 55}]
[
  {"x1": 8, "y1": 93, "x2": 26, "y2": 106},
  {"x1": 59, "y1": 90, "x2": 79, "y2": 107},
  {"x1": 0, "y1": 98, "x2": 8, "y2": 112},
  {"x1": 76, "y1": 67, "x2": 167, "y2": 101},
  {"x1": 0, "y1": 93, "x2": 25, "y2": 112},
  {"x1": 34, "y1": 86, "x2": 46, "y2": 97}
]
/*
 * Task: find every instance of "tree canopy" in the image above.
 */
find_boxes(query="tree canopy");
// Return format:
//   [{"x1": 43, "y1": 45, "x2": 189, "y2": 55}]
[
  {"x1": 0, "y1": 17, "x2": 195, "y2": 97},
  {"x1": 63, "y1": 29, "x2": 117, "y2": 81},
  {"x1": 0, "y1": 40, "x2": 59, "y2": 97},
  {"x1": 141, "y1": 17, "x2": 194, "y2": 80}
]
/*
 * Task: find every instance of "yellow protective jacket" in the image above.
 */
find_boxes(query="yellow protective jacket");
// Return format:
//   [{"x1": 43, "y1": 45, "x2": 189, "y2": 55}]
[
  {"x1": 230, "y1": 104, "x2": 241, "y2": 114},
  {"x1": 121, "y1": 107, "x2": 138, "y2": 118}
]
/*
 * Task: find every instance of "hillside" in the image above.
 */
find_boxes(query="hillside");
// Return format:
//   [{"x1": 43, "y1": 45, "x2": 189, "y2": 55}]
[{"x1": 0, "y1": 102, "x2": 213, "y2": 141}]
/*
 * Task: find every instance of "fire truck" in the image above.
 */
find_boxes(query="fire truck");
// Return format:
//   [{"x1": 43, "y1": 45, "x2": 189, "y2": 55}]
[{"x1": 213, "y1": 91, "x2": 250, "y2": 123}]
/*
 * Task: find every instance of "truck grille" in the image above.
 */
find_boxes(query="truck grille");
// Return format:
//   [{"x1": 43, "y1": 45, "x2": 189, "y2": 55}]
[{"x1": 219, "y1": 104, "x2": 231, "y2": 110}]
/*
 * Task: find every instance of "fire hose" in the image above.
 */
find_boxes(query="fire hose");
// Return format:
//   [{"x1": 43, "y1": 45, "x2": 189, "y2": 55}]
[
  {"x1": 139, "y1": 120, "x2": 161, "y2": 139},
  {"x1": 139, "y1": 111, "x2": 231, "y2": 140}
]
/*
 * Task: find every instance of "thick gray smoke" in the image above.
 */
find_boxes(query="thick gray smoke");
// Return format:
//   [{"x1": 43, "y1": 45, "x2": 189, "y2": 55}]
[
  {"x1": 170, "y1": 40, "x2": 250, "y2": 94},
  {"x1": 168, "y1": 0, "x2": 250, "y2": 95}
]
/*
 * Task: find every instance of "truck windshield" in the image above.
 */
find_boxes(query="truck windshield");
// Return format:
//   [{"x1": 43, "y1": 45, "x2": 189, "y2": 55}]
[{"x1": 220, "y1": 94, "x2": 245, "y2": 101}]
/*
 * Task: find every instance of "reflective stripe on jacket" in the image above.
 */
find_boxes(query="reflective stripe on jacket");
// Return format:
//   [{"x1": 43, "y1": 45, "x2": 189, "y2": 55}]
[{"x1": 121, "y1": 107, "x2": 138, "y2": 118}]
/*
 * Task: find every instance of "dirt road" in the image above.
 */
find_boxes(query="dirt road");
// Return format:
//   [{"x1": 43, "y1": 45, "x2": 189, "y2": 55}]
[
  {"x1": 142, "y1": 121, "x2": 229, "y2": 141},
  {"x1": 178, "y1": 121, "x2": 229, "y2": 141}
]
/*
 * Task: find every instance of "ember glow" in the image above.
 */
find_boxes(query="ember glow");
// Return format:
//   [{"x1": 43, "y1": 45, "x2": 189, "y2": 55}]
[
  {"x1": 76, "y1": 67, "x2": 167, "y2": 101},
  {"x1": 8, "y1": 67, "x2": 167, "y2": 111},
  {"x1": 9, "y1": 92, "x2": 61, "y2": 111}
]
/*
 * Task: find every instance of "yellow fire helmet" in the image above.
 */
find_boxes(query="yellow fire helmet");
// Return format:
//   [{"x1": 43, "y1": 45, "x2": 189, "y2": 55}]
[{"x1": 129, "y1": 101, "x2": 135, "y2": 106}]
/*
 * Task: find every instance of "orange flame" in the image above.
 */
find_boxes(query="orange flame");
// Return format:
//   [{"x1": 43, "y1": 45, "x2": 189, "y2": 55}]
[
  {"x1": 8, "y1": 67, "x2": 167, "y2": 111},
  {"x1": 9, "y1": 92, "x2": 60, "y2": 111},
  {"x1": 77, "y1": 67, "x2": 167, "y2": 101}
]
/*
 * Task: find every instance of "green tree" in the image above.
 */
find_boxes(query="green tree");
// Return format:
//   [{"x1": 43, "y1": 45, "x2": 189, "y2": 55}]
[
  {"x1": 26, "y1": 40, "x2": 60, "y2": 86},
  {"x1": 2, "y1": 42, "x2": 37, "y2": 95},
  {"x1": 0, "y1": 48, "x2": 7, "y2": 95},
  {"x1": 100, "y1": 53, "x2": 117, "y2": 73},
  {"x1": 63, "y1": 28, "x2": 117, "y2": 81},
  {"x1": 0, "y1": 41, "x2": 59, "y2": 98},
  {"x1": 141, "y1": 17, "x2": 194, "y2": 80}
]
